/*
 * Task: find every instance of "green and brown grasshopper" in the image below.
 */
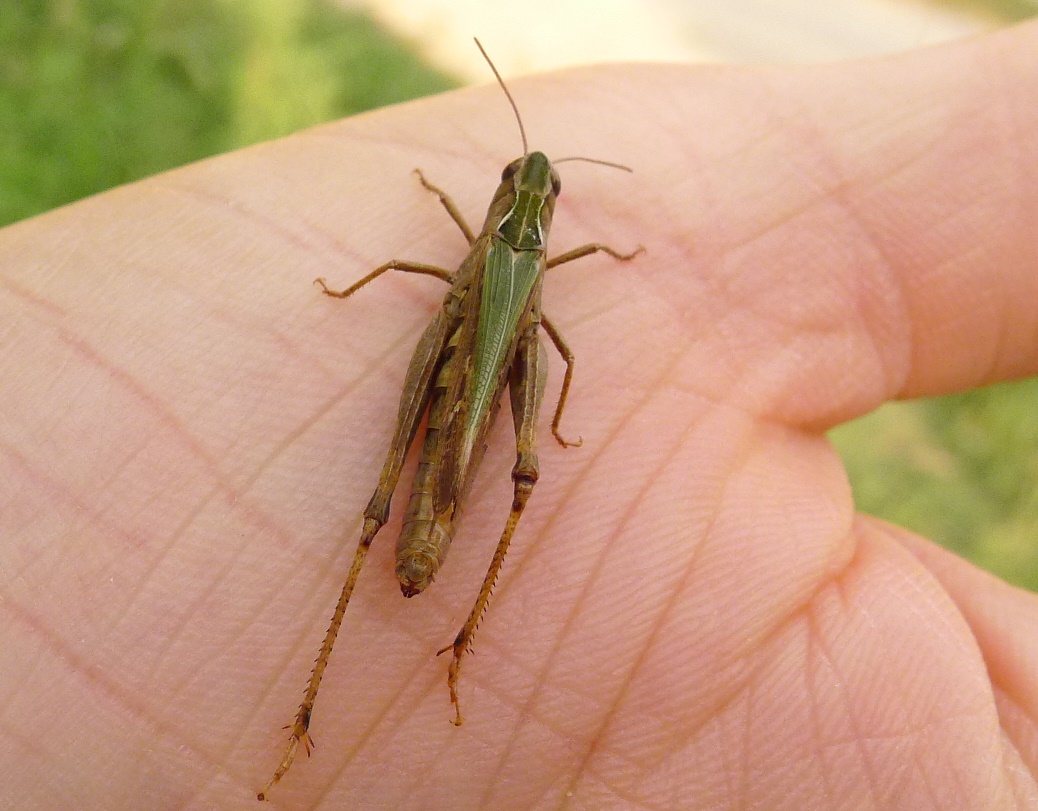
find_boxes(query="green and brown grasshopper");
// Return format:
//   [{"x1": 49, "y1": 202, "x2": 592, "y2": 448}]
[{"x1": 259, "y1": 40, "x2": 641, "y2": 800}]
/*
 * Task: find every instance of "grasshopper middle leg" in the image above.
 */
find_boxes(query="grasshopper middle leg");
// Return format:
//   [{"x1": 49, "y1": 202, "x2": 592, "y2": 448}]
[{"x1": 536, "y1": 242, "x2": 642, "y2": 446}]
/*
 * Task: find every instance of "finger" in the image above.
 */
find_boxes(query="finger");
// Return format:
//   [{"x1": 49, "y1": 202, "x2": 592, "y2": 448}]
[
  {"x1": 591, "y1": 22, "x2": 1038, "y2": 429},
  {"x1": 891, "y1": 523, "x2": 1038, "y2": 775},
  {"x1": 791, "y1": 22, "x2": 1038, "y2": 403}
]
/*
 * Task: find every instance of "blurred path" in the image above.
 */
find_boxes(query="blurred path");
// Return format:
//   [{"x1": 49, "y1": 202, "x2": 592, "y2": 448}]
[{"x1": 343, "y1": 0, "x2": 992, "y2": 79}]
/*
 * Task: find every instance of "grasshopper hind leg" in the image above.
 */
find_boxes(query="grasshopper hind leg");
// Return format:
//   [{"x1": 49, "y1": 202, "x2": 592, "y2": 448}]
[
  {"x1": 259, "y1": 311, "x2": 454, "y2": 800},
  {"x1": 437, "y1": 476, "x2": 535, "y2": 725},
  {"x1": 436, "y1": 325, "x2": 545, "y2": 725},
  {"x1": 257, "y1": 519, "x2": 381, "y2": 801}
]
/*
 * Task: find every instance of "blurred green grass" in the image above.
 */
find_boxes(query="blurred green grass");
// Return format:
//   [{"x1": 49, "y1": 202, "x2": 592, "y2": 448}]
[
  {"x1": 2, "y1": 0, "x2": 1035, "y2": 592},
  {"x1": 830, "y1": 382, "x2": 1038, "y2": 592},
  {"x1": 937, "y1": 0, "x2": 1038, "y2": 23},
  {"x1": 0, "y1": 0, "x2": 456, "y2": 226}
]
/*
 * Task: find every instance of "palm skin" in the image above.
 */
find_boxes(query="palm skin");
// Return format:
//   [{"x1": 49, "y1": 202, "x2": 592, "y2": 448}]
[{"x1": 1, "y1": 20, "x2": 1037, "y2": 810}]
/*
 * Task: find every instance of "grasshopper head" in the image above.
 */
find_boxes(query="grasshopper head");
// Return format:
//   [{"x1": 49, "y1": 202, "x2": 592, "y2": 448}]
[{"x1": 502, "y1": 151, "x2": 561, "y2": 199}]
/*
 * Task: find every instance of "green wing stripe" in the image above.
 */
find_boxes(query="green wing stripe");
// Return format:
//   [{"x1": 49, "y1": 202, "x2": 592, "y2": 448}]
[{"x1": 467, "y1": 240, "x2": 540, "y2": 443}]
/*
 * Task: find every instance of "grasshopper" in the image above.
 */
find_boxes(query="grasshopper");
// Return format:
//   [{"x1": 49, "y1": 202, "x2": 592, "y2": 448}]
[{"x1": 258, "y1": 40, "x2": 642, "y2": 800}]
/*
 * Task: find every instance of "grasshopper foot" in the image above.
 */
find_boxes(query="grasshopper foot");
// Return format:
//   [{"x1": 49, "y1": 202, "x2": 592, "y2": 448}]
[
  {"x1": 437, "y1": 637, "x2": 468, "y2": 726},
  {"x1": 257, "y1": 721, "x2": 314, "y2": 801}
]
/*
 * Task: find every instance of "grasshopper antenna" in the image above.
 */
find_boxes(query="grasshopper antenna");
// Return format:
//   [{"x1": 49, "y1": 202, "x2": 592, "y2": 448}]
[
  {"x1": 473, "y1": 39, "x2": 632, "y2": 174},
  {"x1": 474, "y1": 37, "x2": 529, "y2": 156},
  {"x1": 554, "y1": 156, "x2": 633, "y2": 172}
]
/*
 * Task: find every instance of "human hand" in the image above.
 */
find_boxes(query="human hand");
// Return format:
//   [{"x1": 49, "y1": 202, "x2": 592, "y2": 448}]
[{"x1": 2, "y1": 20, "x2": 1036, "y2": 810}]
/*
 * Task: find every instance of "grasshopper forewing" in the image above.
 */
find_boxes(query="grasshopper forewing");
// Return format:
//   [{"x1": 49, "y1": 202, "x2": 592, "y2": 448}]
[{"x1": 258, "y1": 40, "x2": 642, "y2": 800}]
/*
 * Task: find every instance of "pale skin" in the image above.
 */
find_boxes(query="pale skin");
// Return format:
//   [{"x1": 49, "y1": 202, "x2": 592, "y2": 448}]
[{"x1": 1, "y1": 20, "x2": 1037, "y2": 811}]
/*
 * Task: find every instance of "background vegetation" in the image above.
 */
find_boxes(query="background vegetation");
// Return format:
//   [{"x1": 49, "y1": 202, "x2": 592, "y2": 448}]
[
  {"x1": 3, "y1": 0, "x2": 1034, "y2": 591},
  {"x1": 0, "y1": 0, "x2": 455, "y2": 226}
]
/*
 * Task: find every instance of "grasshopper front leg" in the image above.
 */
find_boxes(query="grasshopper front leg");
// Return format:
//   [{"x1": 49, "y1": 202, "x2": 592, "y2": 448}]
[
  {"x1": 414, "y1": 169, "x2": 477, "y2": 247},
  {"x1": 315, "y1": 260, "x2": 453, "y2": 299},
  {"x1": 437, "y1": 322, "x2": 547, "y2": 725},
  {"x1": 313, "y1": 169, "x2": 477, "y2": 301}
]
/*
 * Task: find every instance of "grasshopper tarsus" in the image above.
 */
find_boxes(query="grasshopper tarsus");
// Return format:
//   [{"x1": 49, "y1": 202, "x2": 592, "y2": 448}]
[
  {"x1": 257, "y1": 728, "x2": 312, "y2": 801},
  {"x1": 552, "y1": 428, "x2": 583, "y2": 449},
  {"x1": 440, "y1": 637, "x2": 467, "y2": 726},
  {"x1": 414, "y1": 168, "x2": 477, "y2": 246},
  {"x1": 435, "y1": 637, "x2": 466, "y2": 725},
  {"x1": 315, "y1": 273, "x2": 364, "y2": 299}
]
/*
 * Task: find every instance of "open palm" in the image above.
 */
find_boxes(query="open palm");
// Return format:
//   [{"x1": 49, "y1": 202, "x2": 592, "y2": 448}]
[{"x1": 2, "y1": 22, "x2": 1037, "y2": 811}]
